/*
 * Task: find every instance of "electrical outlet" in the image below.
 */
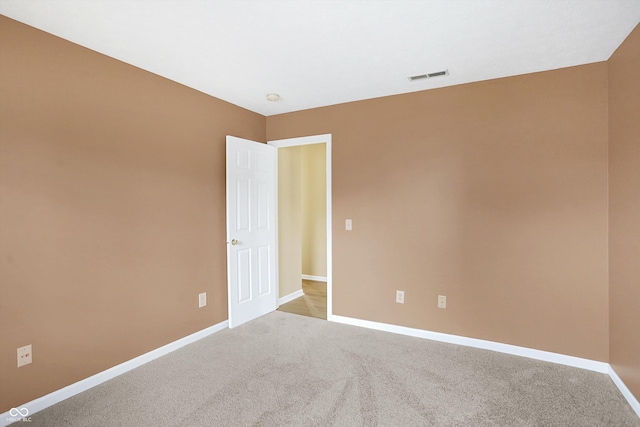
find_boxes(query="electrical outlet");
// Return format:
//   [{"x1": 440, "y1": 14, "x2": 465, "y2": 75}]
[
  {"x1": 438, "y1": 295, "x2": 447, "y2": 309},
  {"x1": 198, "y1": 292, "x2": 207, "y2": 308},
  {"x1": 396, "y1": 290, "x2": 405, "y2": 304},
  {"x1": 17, "y1": 345, "x2": 32, "y2": 367}
]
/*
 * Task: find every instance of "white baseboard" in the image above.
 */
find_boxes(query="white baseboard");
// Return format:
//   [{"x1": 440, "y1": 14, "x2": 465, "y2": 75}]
[
  {"x1": 0, "y1": 320, "x2": 228, "y2": 427},
  {"x1": 609, "y1": 365, "x2": 640, "y2": 418},
  {"x1": 301, "y1": 274, "x2": 327, "y2": 282},
  {"x1": 330, "y1": 315, "x2": 609, "y2": 373},
  {"x1": 279, "y1": 289, "x2": 304, "y2": 305},
  {"x1": 331, "y1": 315, "x2": 640, "y2": 418}
]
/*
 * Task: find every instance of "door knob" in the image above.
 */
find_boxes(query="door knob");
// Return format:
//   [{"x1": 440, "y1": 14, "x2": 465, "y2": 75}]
[{"x1": 230, "y1": 239, "x2": 239, "y2": 246}]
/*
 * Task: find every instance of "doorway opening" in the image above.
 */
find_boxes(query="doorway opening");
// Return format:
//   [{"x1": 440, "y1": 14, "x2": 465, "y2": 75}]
[
  {"x1": 278, "y1": 278, "x2": 327, "y2": 320},
  {"x1": 268, "y1": 134, "x2": 332, "y2": 321}
]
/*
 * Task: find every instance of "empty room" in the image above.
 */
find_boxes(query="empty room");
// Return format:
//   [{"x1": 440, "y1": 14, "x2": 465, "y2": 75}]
[{"x1": 1, "y1": 1, "x2": 639, "y2": 425}]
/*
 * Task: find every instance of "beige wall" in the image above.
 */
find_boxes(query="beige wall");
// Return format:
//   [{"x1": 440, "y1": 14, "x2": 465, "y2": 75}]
[
  {"x1": 301, "y1": 144, "x2": 327, "y2": 278},
  {"x1": 609, "y1": 24, "x2": 640, "y2": 399},
  {"x1": 0, "y1": 17, "x2": 265, "y2": 412},
  {"x1": 2, "y1": 13, "x2": 638, "y2": 413},
  {"x1": 278, "y1": 146, "x2": 303, "y2": 297},
  {"x1": 267, "y1": 63, "x2": 610, "y2": 362}
]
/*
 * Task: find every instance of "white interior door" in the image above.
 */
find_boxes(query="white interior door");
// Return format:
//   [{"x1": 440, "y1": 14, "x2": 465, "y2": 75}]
[{"x1": 226, "y1": 136, "x2": 277, "y2": 328}]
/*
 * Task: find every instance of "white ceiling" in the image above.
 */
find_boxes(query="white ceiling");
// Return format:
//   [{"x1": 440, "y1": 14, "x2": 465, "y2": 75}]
[{"x1": 1, "y1": 1, "x2": 639, "y2": 116}]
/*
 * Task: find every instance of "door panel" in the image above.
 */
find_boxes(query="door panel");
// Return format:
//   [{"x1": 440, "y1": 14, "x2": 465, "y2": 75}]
[
  {"x1": 257, "y1": 245, "x2": 271, "y2": 295},
  {"x1": 236, "y1": 179, "x2": 250, "y2": 231},
  {"x1": 226, "y1": 136, "x2": 277, "y2": 328},
  {"x1": 237, "y1": 248, "x2": 252, "y2": 302}
]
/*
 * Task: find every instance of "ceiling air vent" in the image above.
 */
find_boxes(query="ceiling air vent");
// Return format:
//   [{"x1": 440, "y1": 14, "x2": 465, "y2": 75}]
[{"x1": 408, "y1": 69, "x2": 449, "y2": 81}]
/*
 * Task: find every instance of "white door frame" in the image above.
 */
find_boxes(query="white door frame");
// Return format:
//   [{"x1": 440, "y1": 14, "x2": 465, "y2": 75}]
[{"x1": 268, "y1": 134, "x2": 333, "y2": 320}]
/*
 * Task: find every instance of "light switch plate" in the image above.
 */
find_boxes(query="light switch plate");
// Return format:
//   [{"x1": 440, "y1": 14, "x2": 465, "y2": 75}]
[
  {"x1": 199, "y1": 292, "x2": 207, "y2": 308},
  {"x1": 346, "y1": 219, "x2": 352, "y2": 230}
]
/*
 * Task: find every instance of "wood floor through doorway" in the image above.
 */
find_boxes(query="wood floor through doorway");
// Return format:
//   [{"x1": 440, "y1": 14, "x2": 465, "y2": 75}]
[{"x1": 278, "y1": 280, "x2": 327, "y2": 320}]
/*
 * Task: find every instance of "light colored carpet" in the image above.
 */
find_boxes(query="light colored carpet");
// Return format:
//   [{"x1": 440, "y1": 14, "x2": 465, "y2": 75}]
[{"x1": 22, "y1": 311, "x2": 639, "y2": 426}]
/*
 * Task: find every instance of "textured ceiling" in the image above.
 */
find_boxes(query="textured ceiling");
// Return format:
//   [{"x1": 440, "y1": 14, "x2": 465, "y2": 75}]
[{"x1": 1, "y1": 0, "x2": 639, "y2": 116}]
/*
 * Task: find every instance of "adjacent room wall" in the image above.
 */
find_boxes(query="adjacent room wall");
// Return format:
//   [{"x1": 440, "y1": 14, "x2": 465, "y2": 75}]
[
  {"x1": 267, "y1": 62, "x2": 610, "y2": 362},
  {"x1": 301, "y1": 144, "x2": 327, "y2": 278},
  {"x1": 278, "y1": 146, "x2": 303, "y2": 298},
  {"x1": 0, "y1": 17, "x2": 265, "y2": 412},
  {"x1": 608, "y1": 23, "x2": 640, "y2": 399},
  {"x1": 278, "y1": 143, "x2": 327, "y2": 298}
]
